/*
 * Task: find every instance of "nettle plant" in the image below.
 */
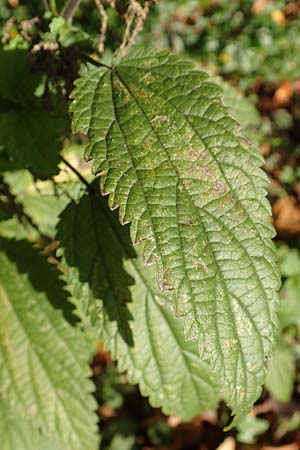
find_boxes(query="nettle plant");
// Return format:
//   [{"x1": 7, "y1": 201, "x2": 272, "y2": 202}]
[{"x1": 0, "y1": 1, "x2": 279, "y2": 449}]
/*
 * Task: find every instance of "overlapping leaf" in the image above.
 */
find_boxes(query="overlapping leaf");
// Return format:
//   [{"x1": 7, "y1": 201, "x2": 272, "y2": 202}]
[
  {"x1": 265, "y1": 341, "x2": 295, "y2": 403},
  {"x1": 2, "y1": 170, "x2": 82, "y2": 239},
  {"x1": 0, "y1": 50, "x2": 38, "y2": 103},
  {"x1": 0, "y1": 108, "x2": 66, "y2": 177},
  {"x1": 0, "y1": 239, "x2": 99, "y2": 450},
  {"x1": 57, "y1": 190, "x2": 219, "y2": 420},
  {"x1": 0, "y1": 50, "x2": 67, "y2": 177},
  {"x1": 70, "y1": 48, "x2": 280, "y2": 420},
  {"x1": 217, "y1": 78, "x2": 260, "y2": 133}
]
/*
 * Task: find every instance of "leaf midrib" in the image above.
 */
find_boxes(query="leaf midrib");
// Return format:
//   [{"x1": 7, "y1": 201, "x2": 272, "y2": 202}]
[
  {"x1": 111, "y1": 69, "x2": 251, "y2": 378},
  {"x1": 118, "y1": 64, "x2": 270, "y2": 248},
  {"x1": 112, "y1": 68, "x2": 272, "y2": 400},
  {"x1": 114, "y1": 67, "x2": 273, "y2": 328}
]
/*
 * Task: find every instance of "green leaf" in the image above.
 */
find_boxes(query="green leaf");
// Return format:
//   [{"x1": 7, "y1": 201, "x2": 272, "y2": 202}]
[
  {"x1": 47, "y1": 17, "x2": 90, "y2": 48},
  {"x1": 279, "y1": 247, "x2": 300, "y2": 277},
  {"x1": 0, "y1": 216, "x2": 38, "y2": 241},
  {"x1": 147, "y1": 420, "x2": 173, "y2": 447},
  {"x1": 107, "y1": 434, "x2": 137, "y2": 450},
  {"x1": 0, "y1": 400, "x2": 57, "y2": 450},
  {"x1": 57, "y1": 190, "x2": 219, "y2": 420},
  {"x1": 3, "y1": 170, "x2": 82, "y2": 238},
  {"x1": 0, "y1": 239, "x2": 99, "y2": 450},
  {"x1": 279, "y1": 278, "x2": 300, "y2": 329},
  {"x1": 220, "y1": 84, "x2": 260, "y2": 134},
  {"x1": 70, "y1": 49, "x2": 279, "y2": 420},
  {"x1": 274, "y1": 412, "x2": 300, "y2": 441},
  {"x1": 265, "y1": 341, "x2": 295, "y2": 403},
  {"x1": 96, "y1": 365, "x2": 125, "y2": 410},
  {"x1": 236, "y1": 415, "x2": 269, "y2": 444},
  {"x1": 206, "y1": 72, "x2": 260, "y2": 135},
  {"x1": 0, "y1": 50, "x2": 38, "y2": 103},
  {"x1": 0, "y1": 105, "x2": 66, "y2": 178},
  {"x1": 0, "y1": 50, "x2": 67, "y2": 177}
]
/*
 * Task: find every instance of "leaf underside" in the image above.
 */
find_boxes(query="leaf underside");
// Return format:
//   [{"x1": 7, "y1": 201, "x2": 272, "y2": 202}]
[
  {"x1": 0, "y1": 239, "x2": 99, "y2": 450},
  {"x1": 70, "y1": 48, "x2": 280, "y2": 420},
  {"x1": 58, "y1": 190, "x2": 219, "y2": 420}
]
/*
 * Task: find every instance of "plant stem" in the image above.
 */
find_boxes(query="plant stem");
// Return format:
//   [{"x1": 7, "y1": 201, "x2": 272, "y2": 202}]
[
  {"x1": 61, "y1": 0, "x2": 81, "y2": 22},
  {"x1": 75, "y1": 48, "x2": 112, "y2": 70},
  {"x1": 61, "y1": 156, "x2": 91, "y2": 190},
  {"x1": 43, "y1": 0, "x2": 50, "y2": 11}
]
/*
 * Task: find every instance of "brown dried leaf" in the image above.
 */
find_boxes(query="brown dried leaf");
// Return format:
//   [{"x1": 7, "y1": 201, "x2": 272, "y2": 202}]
[{"x1": 273, "y1": 196, "x2": 300, "y2": 237}]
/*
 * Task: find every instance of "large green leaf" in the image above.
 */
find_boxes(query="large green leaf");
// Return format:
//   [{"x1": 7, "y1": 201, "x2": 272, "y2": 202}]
[
  {"x1": 70, "y1": 49, "x2": 279, "y2": 420},
  {"x1": 57, "y1": 190, "x2": 219, "y2": 420},
  {"x1": 0, "y1": 400, "x2": 57, "y2": 450},
  {"x1": 0, "y1": 239, "x2": 99, "y2": 450}
]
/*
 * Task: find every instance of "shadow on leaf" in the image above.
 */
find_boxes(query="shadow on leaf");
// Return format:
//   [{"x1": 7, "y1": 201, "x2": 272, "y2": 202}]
[
  {"x1": 0, "y1": 237, "x2": 76, "y2": 324},
  {"x1": 57, "y1": 188, "x2": 136, "y2": 346}
]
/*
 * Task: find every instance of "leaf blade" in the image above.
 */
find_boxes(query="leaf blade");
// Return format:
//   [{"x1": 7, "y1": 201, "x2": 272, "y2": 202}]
[
  {"x1": 265, "y1": 341, "x2": 295, "y2": 403},
  {"x1": 0, "y1": 400, "x2": 59, "y2": 450},
  {"x1": 58, "y1": 191, "x2": 219, "y2": 420},
  {"x1": 71, "y1": 49, "x2": 280, "y2": 419},
  {"x1": 0, "y1": 239, "x2": 99, "y2": 450}
]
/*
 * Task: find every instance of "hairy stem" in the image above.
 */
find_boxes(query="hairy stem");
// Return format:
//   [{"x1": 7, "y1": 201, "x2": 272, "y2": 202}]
[
  {"x1": 75, "y1": 48, "x2": 112, "y2": 70},
  {"x1": 43, "y1": 0, "x2": 50, "y2": 10},
  {"x1": 61, "y1": 0, "x2": 81, "y2": 22},
  {"x1": 61, "y1": 156, "x2": 91, "y2": 190}
]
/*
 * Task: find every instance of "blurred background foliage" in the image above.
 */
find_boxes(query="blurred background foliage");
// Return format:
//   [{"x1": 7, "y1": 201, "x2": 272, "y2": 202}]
[{"x1": 1, "y1": 0, "x2": 300, "y2": 449}]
